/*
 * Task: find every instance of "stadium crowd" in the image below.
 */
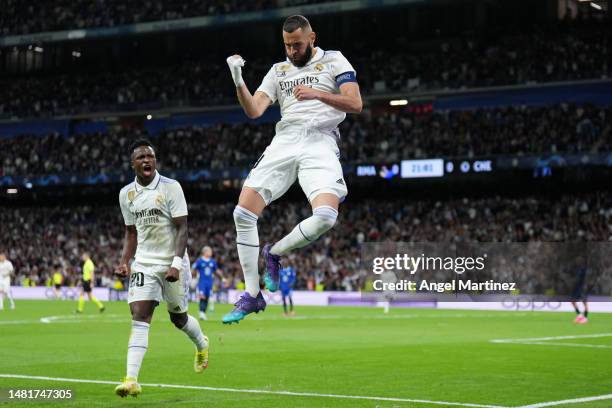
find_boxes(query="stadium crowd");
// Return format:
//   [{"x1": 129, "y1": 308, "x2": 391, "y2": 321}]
[
  {"x1": 1, "y1": 193, "x2": 611, "y2": 293},
  {"x1": 1, "y1": 103, "x2": 609, "y2": 178},
  {"x1": 0, "y1": 27, "x2": 609, "y2": 119},
  {"x1": 0, "y1": 0, "x2": 331, "y2": 35}
]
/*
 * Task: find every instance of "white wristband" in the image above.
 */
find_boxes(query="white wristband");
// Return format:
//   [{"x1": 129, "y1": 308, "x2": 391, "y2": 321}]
[
  {"x1": 226, "y1": 55, "x2": 245, "y2": 87},
  {"x1": 233, "y1": 74, "x2": 244, "y2": 88},
  {"x1": 171, "y1": 256, "x2": 183, "y2": 270}
]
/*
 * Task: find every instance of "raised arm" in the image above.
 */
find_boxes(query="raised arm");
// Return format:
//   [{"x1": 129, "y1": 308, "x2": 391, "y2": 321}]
[
  {"x1": 226, "y1": 55, "x2": 273, "y2": 119},
  {"x1": 237, "y1": 88, "x2": 273, "y2": 119}
]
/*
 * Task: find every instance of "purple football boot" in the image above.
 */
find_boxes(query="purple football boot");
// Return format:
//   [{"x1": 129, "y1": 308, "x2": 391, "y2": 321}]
[
  {"x1": 222, "y1": 292, "x2": 267, "y2": 324},
  {"x1": 262, "y1": 244, "x2": 281, "y2": 292}
]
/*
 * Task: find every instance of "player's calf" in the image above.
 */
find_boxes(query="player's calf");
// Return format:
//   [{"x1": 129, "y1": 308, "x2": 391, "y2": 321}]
[
  {"x1": 270, "y1": 205, "x2": 338, "y2": 256},
  {"x1": 233, "y1": 205, "x2": 262, "y2": 297}
]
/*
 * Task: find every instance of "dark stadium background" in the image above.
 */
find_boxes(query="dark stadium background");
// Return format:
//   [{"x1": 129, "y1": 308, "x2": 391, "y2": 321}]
[{"x1": 1, "y1": 0, "x2": 610, "y2": 294}]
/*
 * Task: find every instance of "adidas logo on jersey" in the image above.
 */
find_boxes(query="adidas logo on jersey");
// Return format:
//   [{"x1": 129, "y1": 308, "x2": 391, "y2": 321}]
[{"x1": 336, "y1": 179, "x2": 344, "y2": 185}]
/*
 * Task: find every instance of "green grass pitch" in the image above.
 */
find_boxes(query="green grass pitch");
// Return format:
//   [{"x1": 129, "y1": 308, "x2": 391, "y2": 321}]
[{"x1": 0, "y1": 300, "x2": 611, "y2": 407}]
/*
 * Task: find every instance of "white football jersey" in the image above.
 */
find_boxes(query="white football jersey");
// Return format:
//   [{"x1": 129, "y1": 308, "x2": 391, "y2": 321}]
[
  {"x1": 256, "y1": 47, "x2": 357, "y2": 130},
  {"x1": 0, "y1": 259, "x2": 13, "y2": 283},
  {"x1": 119, "y1": 171, "x2": 188, "y2": 266}
]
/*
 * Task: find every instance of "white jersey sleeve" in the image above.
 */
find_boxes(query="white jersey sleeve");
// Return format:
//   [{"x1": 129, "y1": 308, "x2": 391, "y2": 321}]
[
  {"x1": 119, "y1": 186, "x2": 135, "y2": 226},
  {"x1": 167, "y1": 182, "x2": 188, "y2": 218},
  {"x1": 329, "y1": 52, "x2": 357, "y2": 87},
  {"x1": 255, "y1": 65, "x2": 278, "y2": 103}
]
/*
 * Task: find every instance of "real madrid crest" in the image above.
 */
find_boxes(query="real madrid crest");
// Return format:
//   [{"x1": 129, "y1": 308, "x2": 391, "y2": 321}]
[
  {"x1": 127, "y1": 190, "x2": 135, "y2": 202},
  {"x1": 314, "y1": 63, "x2": 324, "y2": 72},
  {"x1": 155, "y1": 194, "x2": 164, "y2": 206},
  {"x1": 276, "y1": 64, "x2": 290, "y2": 77}
]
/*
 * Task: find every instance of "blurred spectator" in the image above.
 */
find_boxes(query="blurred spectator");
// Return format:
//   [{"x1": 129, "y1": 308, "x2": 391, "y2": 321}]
[
  {"x1": 0, "y1": 27, "x2": 609, "y2": 119},
  {"x1": 0, "y1": 0, "x2": 332, "y2": 35},
  {"x1": 2, "y1": 193, "x2": 611, "y2": 291},
  {"x1": 1, "y1": 104, "x2": 610, "y2": 178}
]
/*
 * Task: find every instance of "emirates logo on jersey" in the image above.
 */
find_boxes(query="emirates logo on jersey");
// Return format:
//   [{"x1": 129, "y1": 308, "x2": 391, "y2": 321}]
[
  {"x1": 280, "y1": 76, "x2": 320, "y2": 97},
  {"x1": 134, "y1": 208, "x2": 163, "y2": 226}
]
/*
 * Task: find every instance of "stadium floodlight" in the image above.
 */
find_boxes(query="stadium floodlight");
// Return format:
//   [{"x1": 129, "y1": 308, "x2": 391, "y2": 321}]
[
  {"x1": 7, "y1": 188, "x2": 18, "y2": 194},
  {"x1": 591, "y1": 2, "x2": 602, "y2": 9},
  {"x1": 146, "y1": 114, "x2": 153, "y2": 120},
  {"x1": 389, "y1": 99, "x2": 408, "y2": 106},
  {"x1": 34, "y1": 46, "x2": 43, "y2": 53}
]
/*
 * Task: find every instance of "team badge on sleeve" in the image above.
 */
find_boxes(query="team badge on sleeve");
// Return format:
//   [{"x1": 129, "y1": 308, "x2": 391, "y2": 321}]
[{"x1": 276, "y1": 64, "x2": 290, "y2": 77}]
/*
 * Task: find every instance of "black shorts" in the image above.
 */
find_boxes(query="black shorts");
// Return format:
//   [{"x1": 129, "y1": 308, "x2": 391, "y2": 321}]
[
  {"x1": 54, "y1": 284, "x2": 61, "y2": 290},
  {"x1": 82, "y1": 281, "x2": 92, "y2": 293}
]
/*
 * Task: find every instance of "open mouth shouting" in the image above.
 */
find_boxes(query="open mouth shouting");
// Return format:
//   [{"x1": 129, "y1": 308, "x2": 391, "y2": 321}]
[{"x1": 142, "y1": 163, "x2": 153, "y2": 177}]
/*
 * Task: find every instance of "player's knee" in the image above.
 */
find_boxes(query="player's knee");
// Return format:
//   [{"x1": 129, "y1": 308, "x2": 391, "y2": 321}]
[
  {"x1": 169, "y1": 312, "x2": 188, "y2": 329},
  {"x1": 312, "y1": 205, "x2": 338, "y2": 236},
  {"x1": 233, "y1": 205, "x2": 258, "y2": 230},
  {"x1": 132, "y1": 312, "x2": 152, "y2": 323}
]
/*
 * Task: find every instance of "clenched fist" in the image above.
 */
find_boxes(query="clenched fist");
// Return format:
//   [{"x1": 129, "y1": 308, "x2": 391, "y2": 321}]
[{"x1": 226, "y1": 55, "x2": 246, "y2": 87}]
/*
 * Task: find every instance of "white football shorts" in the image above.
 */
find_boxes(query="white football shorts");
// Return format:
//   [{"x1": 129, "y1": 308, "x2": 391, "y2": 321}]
[
  {"x1": 128, "y1": 256, "x2": 190, "y2": 313},
  {"x1": 243, "y1": 126, "x2": 347, "y2": 205}
]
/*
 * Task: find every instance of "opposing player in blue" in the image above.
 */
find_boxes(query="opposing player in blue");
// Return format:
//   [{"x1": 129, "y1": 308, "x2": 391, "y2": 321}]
[
  {"x1": 279, "y1": 262, "x2": 296, "y2": 317},
  {"x1": 192, "y1": 246, "x2": 220, "y2": 320}
]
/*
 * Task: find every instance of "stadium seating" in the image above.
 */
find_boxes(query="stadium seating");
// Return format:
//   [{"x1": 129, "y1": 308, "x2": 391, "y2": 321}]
[
  {"x1": 2, "y1": 193, "x2": 610, "y2": 290},
  {"x1": 1, "y1": 103, "x2": 609, "y2": 178}
]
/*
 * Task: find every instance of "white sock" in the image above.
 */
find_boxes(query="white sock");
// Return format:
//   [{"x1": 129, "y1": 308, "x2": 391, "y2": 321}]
[
  {"x1": 0, "y1": 294, "x2": 4, "y2": 310},
  {"x1": 271, "y1": 206, "x2": 338, "y2": 256},
  {"x1": 234, "y1": 206, "x2": 260, "y2": 297},
  {"x1": 126, "y1": 320, "x2": 150, "y2": 379},
  {"x1": 180, "y1": 314, "x2": 208, "y2": 351}
]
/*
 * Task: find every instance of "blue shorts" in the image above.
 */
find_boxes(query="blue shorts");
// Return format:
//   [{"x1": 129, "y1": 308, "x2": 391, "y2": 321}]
[
  {"x1": 198, "y1": 282, "x2": 213, "y2": 298},
  {"x1": 281, "y1": 288, "x2": 293, "y2": 297}
]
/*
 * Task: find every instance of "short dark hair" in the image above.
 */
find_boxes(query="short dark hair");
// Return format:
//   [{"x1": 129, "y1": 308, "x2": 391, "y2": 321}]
[
  {"x1": 283, "y1": 15, "x2": 311, "y2": 33},
  {"x1": 129, "y1": 138, "x2": 156, "y2": 156}
]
